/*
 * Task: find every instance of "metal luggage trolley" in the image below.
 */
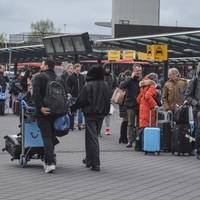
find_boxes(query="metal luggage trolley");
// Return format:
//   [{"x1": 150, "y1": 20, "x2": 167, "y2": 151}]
[{"x1": 19, "y1": 100, "x2": 44, "y2": 167}]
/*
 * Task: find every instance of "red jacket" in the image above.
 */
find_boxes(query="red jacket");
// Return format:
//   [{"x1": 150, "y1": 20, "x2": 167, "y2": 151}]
[{"x1": 137, "y1": 78, "x2": 157, "y2": 128}]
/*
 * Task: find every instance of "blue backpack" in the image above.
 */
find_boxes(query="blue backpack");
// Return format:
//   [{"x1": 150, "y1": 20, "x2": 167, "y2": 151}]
[{"x1": 54, "y1": 114, "x2": 70, "y2": 137}]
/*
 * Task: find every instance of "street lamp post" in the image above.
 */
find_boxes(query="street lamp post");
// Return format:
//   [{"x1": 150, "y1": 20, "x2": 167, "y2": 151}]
[{"x1": 64, "y1": 24, "x2": 67, "y2": 33}]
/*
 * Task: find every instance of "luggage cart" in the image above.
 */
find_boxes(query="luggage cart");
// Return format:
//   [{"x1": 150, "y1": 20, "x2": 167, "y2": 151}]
[{"x1": 19, "y1": 100, "x2": 44, "y2": 167}]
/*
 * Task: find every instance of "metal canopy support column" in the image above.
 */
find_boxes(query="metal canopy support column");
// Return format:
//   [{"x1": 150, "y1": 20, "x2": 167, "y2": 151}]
[{"x1": 163, "y1": 60, "x2": 169, "y2": 84}]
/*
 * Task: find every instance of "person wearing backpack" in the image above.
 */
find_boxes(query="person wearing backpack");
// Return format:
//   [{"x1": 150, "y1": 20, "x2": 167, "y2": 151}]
[
  {"x1": 32, "y1": 59, "x2": 64, "y2": 173},
  {"x1": 185, "y1": 63, "x2": 200, "y2": 159},
  {"x1": 71, "y1": 65, "x2": 110, "y2": 171}
]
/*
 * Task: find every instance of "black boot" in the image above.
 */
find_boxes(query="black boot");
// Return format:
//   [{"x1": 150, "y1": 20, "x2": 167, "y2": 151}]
[
  {"x1": 82, "y1": 158, "x2": 91, "y2": 168},
  {"x1": 120, "y1": 121, "x2": 128, "y2": 144},
  {"x1": 126, "y1": 141, "x2": 132, "y2": 148}
]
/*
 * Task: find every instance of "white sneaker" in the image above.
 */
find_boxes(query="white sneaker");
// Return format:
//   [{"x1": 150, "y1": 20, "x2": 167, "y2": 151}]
[
  {"x1": 45, "y1": 164, "x2": 56, "y2": 173},
  {"x1": 43, "y1": 162, "x2": 47, "y2": 170},
  {"x1": 104, "y1": 127, "x2": 111, "y2": 135}
]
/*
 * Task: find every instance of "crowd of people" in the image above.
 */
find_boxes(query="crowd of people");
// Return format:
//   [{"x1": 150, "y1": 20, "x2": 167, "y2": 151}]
[{"x1": 1, "y1": 61, "x2": 200, "y2": 174}]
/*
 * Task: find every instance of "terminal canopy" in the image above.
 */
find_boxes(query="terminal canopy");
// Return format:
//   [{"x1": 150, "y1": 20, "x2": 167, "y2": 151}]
[
  {"x1": 96, "y1": 30, "x2": 200, "y2": 63},
  {"x1": 2, "y1": 30, "x2": 200, "y2": 64},
  {"x1": 0, "y1": 44, "x2": 102, "y2": 64}
]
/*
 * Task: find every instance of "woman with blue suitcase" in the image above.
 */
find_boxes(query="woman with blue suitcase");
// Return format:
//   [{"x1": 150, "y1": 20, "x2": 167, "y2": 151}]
[{"x1": 136, "y1": 73, "x2": 160, "y2": 154}]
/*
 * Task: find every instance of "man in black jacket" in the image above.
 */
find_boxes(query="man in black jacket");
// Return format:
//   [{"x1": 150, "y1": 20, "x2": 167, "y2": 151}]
[
  {"x1": 67, "y1": 63, "x2": 85, "y2": 130},
  {"x1": 122, "y1": 65, "x2": 142, "y2": 147},
  {"x1": 32, "y1": 59, "x2": 57, "y2": 173},
  {"x1": 59, "y1": 63, "x2": 74, "y2": 95},
  {"x1": 59, "y1": 63, "x2": 74, "y2": 130},
  {"x1": 72, "y1": 65, "x2": 110, "y2": 171}
]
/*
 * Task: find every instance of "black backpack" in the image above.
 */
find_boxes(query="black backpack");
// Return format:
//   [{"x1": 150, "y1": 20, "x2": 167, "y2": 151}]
[{"x1": 43, "y1": 73, "x2": 68, "y2": 116}]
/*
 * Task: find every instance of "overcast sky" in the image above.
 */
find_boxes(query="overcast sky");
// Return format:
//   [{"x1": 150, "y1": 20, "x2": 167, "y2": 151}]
[{"x1": 1, "y1": 0, "x2": 200, "y2": 36}]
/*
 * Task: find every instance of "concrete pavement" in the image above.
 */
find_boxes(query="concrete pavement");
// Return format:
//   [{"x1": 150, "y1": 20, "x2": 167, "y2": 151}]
[{"x1": 1, "y1": 111, "x2": 200, "y2": 200}]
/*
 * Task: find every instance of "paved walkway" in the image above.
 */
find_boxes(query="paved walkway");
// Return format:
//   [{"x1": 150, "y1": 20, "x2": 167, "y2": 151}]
[{"x1": 1, "y1": 111, "x2": 200, "y2": 200}]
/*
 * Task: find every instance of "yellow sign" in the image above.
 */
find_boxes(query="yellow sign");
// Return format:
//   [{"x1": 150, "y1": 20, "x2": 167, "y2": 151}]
[
  {"x1": 122, "y1": 50, "x2": 136, "y2": 60},
  {"x1": 138, "y1": 52, "x2": 148, "y2": 60},
  {"x1": 147, "y1": 44, "x2": 168, "y2": 61},
  {"x1": 108, "y1": 50, "x2": 121, "y2": 61}
]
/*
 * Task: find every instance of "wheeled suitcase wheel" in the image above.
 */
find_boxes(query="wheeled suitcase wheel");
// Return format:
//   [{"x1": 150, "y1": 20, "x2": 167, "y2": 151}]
[{"x1": 19, "y1": 155, "x2": 27, "y2": 168}]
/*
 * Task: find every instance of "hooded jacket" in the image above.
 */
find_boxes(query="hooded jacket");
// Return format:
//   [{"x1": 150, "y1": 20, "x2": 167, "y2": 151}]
[
  {"x1": 137, "y1": 78, "x2": 157, "y2": 128},
  {"x1": 73, "y1": 66, "x2": 110, "y2": 118},
  {"x1": 103, "y1": 63, "x2": 117, "y2": 98},
  {"x1": 162, "y1": 77, "x2": 187, "y2": 111},
  {"x1": 185, "y1": 63, "x2": 200, "y2": 110}
]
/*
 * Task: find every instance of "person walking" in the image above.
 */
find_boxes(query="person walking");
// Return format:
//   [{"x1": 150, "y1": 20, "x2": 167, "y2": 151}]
[
  {"x1": 103, "y1": 63, "x2": 117, "y2": 135},
  {"x1": 122, "y1": 65, "x2": 142, "y2": 147},
  {"x1": 71, "y1": 65, "x2": 110, "y2": 171}
]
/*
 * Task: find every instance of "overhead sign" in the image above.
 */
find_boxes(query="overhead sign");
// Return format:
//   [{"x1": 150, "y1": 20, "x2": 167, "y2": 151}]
[
  {"x1": 108, "y1": 50, "x2": 121, "y2": 61},
  {"x1": 138, "y1": 52, "x2": 148, "y2": 60},
  {"x1": 147, "y1": 44, "x2": 168, "y2": 61},
  {"x1": 122, "y1": 50, "x2": 136, "y2": 60}
]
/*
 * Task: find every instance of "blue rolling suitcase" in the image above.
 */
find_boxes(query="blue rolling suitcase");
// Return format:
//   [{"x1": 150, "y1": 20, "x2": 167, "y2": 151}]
[{"x1": 143, "y1": 110, "x2": 160, "y2": 155}]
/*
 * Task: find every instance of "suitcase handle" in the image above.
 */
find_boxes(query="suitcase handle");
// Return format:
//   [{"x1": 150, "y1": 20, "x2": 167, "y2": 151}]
[
  {"x1": 157, "y1": 108, "x2": 173, "y2": 123},
  {"x1": 21, "y1": 100, "x2": 36, "y2": 113},
  {"x1": 149, "y1": 109, "x2": 159, "y2": 127}
]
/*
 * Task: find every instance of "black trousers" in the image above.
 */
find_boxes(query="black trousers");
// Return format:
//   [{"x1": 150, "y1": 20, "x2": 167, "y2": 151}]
[
  {"x1": 85, "y1": 117, "x2": 103, "y2": 167},
  {"x1": 37, "y1": 116, "x2": 56, "y2": 165},
  {"x1": 69, "y1": 113, "x2": 74, "y2": 130},
  {"x1": 119, "y1": 120, "x2": 128, "y2": 142}
]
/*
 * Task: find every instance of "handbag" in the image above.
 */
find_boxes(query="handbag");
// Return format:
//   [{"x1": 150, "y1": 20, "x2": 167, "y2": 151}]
[
  {"x1": 54, "y1": 114, "x2": 70, "y2": 137},
  {"x1": 111, "y1": 87, "x2": 126, "y2": 105}
]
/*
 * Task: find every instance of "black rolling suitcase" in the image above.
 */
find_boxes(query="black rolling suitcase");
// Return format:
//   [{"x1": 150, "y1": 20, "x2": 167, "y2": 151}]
[
  {"x1": 2, "y1": 135, "x2": 21, "y2": 160},
  {"x1": 0, "y1": 100, "x2": 5, "y2": 115},
  {"x1": 171, "y1": 124, "x2": 193, "y2": 155},
  {"x1": 159, "y1": 122, "x2": 172, "y2": 152},
  {"x1": 157, "y1": 109, "x2": 173, "y2": 152}
]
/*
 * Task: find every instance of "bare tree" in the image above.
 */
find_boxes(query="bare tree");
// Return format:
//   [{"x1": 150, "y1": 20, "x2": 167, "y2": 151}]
[{"x1": 30, "y1": 19, "x2": 60, "y2": 39}]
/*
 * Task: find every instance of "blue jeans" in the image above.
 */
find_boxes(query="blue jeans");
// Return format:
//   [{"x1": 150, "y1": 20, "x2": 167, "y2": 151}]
[{"x1": 77, "y1": 109, "x2": 84, "y2": 126}]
